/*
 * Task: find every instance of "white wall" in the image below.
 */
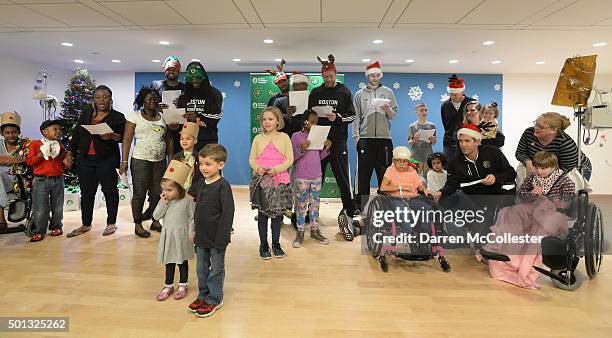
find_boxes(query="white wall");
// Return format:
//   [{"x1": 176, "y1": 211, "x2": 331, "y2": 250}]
[
  {"x1": 0, "y1": 54, "x2": 72, "y2": 138},
  {"x1": 503, "y1": 73, "x2": 612, "y2": 194}
]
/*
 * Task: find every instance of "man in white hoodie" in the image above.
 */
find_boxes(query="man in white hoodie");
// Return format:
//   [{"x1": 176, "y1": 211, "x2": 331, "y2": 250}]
[{"x1": 352, "y1": 61, "x2": 398, "y2": 210}]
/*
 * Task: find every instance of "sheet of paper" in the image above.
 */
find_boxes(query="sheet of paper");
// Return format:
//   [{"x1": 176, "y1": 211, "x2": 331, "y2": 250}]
[
  {"x1": 81, "y1": 123, "x2": 113, "y2": 135},
  {"x1": 312, "y1": 105, "x2": 333, "y2": 118},
  {"x1": 460, "y1": 179, "x2": 485, "y2": 188},
  {"x1": 417, "y1": 129, "x2": 436, "y2": 143},
  {"x1": 306, "y1": 125, "x2": 331, "y2": 150},
  {"x1": 289, "y1": 91, "x2": 309, "y2": 116},
  {"x1": 371, "y1": 98, "x2": 390, "y2": 107},
  {"x1": 162, "y1": 108, "x2": 186, "y2": 125},
  {"x1": 162, "y1": 90, "x2": 181, "y2": 109}
]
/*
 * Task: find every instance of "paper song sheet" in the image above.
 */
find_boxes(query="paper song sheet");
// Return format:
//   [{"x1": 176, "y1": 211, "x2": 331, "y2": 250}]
[
  {"x1": 306, "y1": 125, "x2": 331, "y2": 150},
  {"x1": 289, "y1": 91, "x2": 309, "y2": 116},
  {"x1": 162, "y1": 90, "x2": 181, "y2": 109},
  {"x1": 162, "y1": 108, "x2": 186, "y2": 125},
  {"x1": 312, "y1": 106, "x2": 333, "y2": 118},
  {"x1": 81, "y1": 123, "x2": 114, "y2": 135}
]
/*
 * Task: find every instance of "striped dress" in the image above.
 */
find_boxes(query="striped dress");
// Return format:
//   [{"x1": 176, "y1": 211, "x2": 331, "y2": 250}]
[{"x1": 515, "y1": 127, "x2": 591, "y2": 174}]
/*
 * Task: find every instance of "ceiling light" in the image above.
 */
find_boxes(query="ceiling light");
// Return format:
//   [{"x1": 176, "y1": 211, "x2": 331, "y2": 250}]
[
  {"x1": 405, "y1": 59, "x2": 415, "y2": 63},
  {"x1": 535, "y1": 61, "x2": 547, "y2": 65},
  {"x1": 372, "y1": 39, "x2": 383, "y2": 44},
  {"x1": 449, "y1": 59, "x2": 459, "y2": 64},
  {"x1": 61, "y1": 42, "x2": 73, "y2": 47},
  {"x1": 593, "y1": 42, "x2": 607, "y2": 47},
  {"x1": 361, "y1": 58, "x2": 371, "y2": 62},
  {"x1": 158, "y1": 41, "x2": 170, "y2": 45},
  {"x1": 74, "y1": 59, "x2": 84, "y2": 64},
  {"x1": 482, "y1": 40, "x2": 495, "y2": 46},
  {"x1": 111, "y1": 59, "x2": 121, "y2": 63},
  {"x1": 491, "y1": 60, "x2": 501, "y2": 64},
  {"x1": 232, "y1": 58, "x2": 241, "y2": 62},
  {"x1": 274, "y1": 58, "x2": 282, "y2": 62},
  {"x1": 152, "y1": 59, "x2": 161, "y2": 63},
  {"x1": 263, "y1": 39, "x2": 274, "y2": 44},
  {"x1": 191, "y1": 58, "x2": 200, "y2": 62}
]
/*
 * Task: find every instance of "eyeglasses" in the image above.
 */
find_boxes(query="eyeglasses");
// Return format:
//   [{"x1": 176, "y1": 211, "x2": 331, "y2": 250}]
[{"x1": 393, "y1": 159, "x2": 409, "y2": 163}]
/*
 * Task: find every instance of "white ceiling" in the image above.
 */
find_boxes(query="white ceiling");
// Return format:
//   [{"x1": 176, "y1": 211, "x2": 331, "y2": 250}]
[{"x1": 0, "y1": 0, "x2": 611, "y2": 73}]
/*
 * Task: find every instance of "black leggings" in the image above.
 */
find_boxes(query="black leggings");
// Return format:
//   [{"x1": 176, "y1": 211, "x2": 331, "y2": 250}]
[{"x1": 165, "y1": 260, "x2": 188, "y2": 285}]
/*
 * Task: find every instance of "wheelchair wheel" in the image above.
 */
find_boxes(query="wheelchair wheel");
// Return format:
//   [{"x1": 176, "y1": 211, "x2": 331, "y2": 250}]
[
  {"x1": 550, "y1": 269, "x2": 582, "y2": 291},
  {"x1": 584, "y1": 203, "x2": 604, "y2": 279},
  {"x1": 379, "y1": 256, "x2": 388, "y2": 272},
  {"x1": 365, "y1": 197, "x2": 386, "y2": 255}
]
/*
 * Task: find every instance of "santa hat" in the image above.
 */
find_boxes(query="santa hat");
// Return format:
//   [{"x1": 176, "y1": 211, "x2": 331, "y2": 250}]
[
  {"x1": 365, "y1": 61, "x2": 382, "y2": 77},
  {"x1": 457, "y1": 123, "x2": 482, "y2": 140},
  {"x1": 291, "y1": 72, "x2": 309, "y2": 85},
  {"x1": 180, "y1": 122, "x2": 199, "y2": 140},
  {"x1": 163, "y1": 160, "x2": 192, "y2": 187},
  {"x1": 447, "y1": 74, "x2": 465, "y2": 94},
  {"x1": 317, "y1": 54, "x2": 336, "y2": 73},
  {"x1": 163, "y1": 55, "x2": 181, "y2": 72},
  {"x1": 265, "y1": 59, "x2": 288, "y2": 84}
]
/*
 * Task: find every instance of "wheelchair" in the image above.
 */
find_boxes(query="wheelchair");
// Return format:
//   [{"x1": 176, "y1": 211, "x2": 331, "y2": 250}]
[
  {"x1": 353, "y1": 191, "x2": 451, "y2": 273},
  {"x1": 1, "y1": 173, "x2": 33, "y2": 235}
]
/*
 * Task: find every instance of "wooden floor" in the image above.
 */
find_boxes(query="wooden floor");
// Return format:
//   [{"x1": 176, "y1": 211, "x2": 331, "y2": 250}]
[{"x1": 1, "y1": 192, "x2": 611, "y2": 338}]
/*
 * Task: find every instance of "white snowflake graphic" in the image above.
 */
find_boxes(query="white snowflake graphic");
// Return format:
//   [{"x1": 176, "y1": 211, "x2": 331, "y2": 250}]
[
  {"x1": 440, "y1": 93, "x2": 450, "y2": 102},
  {"x1": 494, "y1": 83, "x2": 501, "y2": 91},
  {"x1": 473, "y1": 94, "x2": 479, "y2": 101},
  {"x1": 407, "y1": 86, "x2": 423, "y2": 101},
  {"x1": 222, "y1": 92, "x2": 227, "y2": 98},
  {"x1": 234, "y1": 80, "x2": 241, "y2": 88},
  {"x1": 427, "y1": 82, "x2": 434, "y2": 90},
  {"x1": 358, "y1": 82, "x2": 366, "y2": 89},
  {"x1": 393, "y1": 82, "x2": 400, "y2": 90}
]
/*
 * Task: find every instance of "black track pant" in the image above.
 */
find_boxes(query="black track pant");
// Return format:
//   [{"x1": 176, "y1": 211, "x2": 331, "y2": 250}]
[
  {"x1": 354, "y1": 138, "x2": 393, "y2": 210},
  {"x1": 320, "y1": 140, "x2": 355, "y2": 217}
]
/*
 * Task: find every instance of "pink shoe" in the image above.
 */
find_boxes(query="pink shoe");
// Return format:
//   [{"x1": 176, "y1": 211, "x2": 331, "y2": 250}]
[
  {"x1": 156, "y1": 286, "x2": 174, "y2": 301},
  {"x1": 174, "y1": 284, "x2": 188, "y2": 300}
]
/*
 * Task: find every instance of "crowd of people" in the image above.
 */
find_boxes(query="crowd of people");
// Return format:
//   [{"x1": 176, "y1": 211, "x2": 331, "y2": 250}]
[{"x1": 0, "y1": 54, "x2": 594, "y2": 317}]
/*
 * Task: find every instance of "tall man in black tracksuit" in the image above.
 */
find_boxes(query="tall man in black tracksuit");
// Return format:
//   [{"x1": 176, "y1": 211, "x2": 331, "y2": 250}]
[
  {"x1": 441, "y1": 74, "x2": 475, "y2": 161},
  {"x1": 308, "y1": 54, "x2": 357, "y2": 241},
  {"x1": 434, "y1": 124, "x2": 516, "y2": 247}
]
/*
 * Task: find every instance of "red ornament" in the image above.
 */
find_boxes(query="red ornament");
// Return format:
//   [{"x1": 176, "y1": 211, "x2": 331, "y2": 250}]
[{"x1": 169, "y1": 168, "x2": 175, "y2": 172}]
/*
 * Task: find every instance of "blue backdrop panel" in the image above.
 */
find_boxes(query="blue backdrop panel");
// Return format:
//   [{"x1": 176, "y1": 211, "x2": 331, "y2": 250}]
[{"x1": 135, "y1": 72, "x2": 503, "y2": 186}]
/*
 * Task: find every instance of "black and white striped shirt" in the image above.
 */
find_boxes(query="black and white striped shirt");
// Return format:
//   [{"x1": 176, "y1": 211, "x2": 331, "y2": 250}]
[{"x1": 515, "y1": 127, "x2": 591, "y2": 173}]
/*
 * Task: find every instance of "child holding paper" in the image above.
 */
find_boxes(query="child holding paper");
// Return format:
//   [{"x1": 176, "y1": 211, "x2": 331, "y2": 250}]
[
  {"x1": 290, "y1": 110, "x2": 331, "y2": 248},
  {"x1": 408, "y1": 103, "x2": 436, "y2": 172}
]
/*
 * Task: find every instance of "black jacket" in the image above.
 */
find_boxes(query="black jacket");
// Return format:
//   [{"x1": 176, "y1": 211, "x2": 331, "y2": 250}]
[
  {"x1": 188, "y1": 177, "x2": 235, "y2": 249},
  {"x1": 69, "y1": 109, "x2": 126, "y2": 168},
  {"x1": 441, "y1": 96, "x2": 475, "y2": 146},
  {"x1": 440, "y1": 145, "x2": 516, "y2": 197},
  {"x1": 307, "y1": 83, "x2": 356, "y2": 141}
]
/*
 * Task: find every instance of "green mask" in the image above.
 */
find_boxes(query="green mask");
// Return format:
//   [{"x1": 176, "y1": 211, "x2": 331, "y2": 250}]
[{"x1": 185, "y1": 64, "x2": 205, "y2": 83}]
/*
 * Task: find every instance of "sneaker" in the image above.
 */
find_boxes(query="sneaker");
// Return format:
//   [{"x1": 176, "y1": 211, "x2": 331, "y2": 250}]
[
  {"x1": 337, "y1": 209, "x2": 354, "y2": 241},
  {"x1": 174, "y1": 284, "x2": 188, "y2": 300},
  {"x1": 259, "y1": 243, "x2": 272, "y2": 260},
  {"x1": 30, "y1": 233, "x2": 43, "y2": 242},
  {"x1": 310, "y1": 229, "x2": 329, "y2": 245},
  {"x1": 195, "y1": 301, "x2": 224, "y2": 318},
  {"x1": 272, "y1": 242, "x2": 285, "y2": 258},
  {"x1": 188, "y1": 298, "x2": 206, "y2": 313},
  {"x1": 50, "y1": 228, "x2": 63, "y2": 236},
  {"x1": 292, "y1": 230, "x2": 304, "y2": 248},
  {"x1": 156, "y1": 285, "x2": 174, "y2": 301}
]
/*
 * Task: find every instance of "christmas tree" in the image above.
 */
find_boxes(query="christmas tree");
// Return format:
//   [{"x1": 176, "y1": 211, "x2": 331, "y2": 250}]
[{"x1": 60, "y1": 68, "x2": 95, "y2": 184}]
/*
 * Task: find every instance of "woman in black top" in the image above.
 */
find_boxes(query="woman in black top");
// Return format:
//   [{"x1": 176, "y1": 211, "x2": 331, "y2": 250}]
[{"x1": 67, "y1": 85, "x2": 126, "y2": 237}]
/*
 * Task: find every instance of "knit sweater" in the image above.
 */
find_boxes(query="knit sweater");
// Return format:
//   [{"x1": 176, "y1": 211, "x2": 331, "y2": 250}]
[{"x1": 249, "y1": 132, "x2": 294, "y2": 173}]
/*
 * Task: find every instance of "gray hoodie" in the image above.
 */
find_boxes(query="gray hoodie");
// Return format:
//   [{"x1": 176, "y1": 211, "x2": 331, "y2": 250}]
[{"x1": 352, "y1": 84, "x2": 397, "y2": 141}]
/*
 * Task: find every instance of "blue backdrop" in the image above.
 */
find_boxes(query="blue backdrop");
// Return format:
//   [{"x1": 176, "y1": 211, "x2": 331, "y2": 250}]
[{"x1": 135, "y1": 72, "x2": 503, "y2": 186}]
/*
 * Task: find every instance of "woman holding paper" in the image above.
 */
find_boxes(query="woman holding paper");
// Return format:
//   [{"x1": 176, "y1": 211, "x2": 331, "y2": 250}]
[
  {"x1": 67, "y1": 85, "x2": 126, "y2": 238},
  {"x1": 119, "y1": 86, "x2": 173, "y2": 238}
]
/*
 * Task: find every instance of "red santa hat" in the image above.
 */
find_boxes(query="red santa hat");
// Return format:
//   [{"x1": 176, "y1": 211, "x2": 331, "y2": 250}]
[
  {"x1": 265, "y1": 59, "x2": 288, "y2": 84},
  {"x1": 447, "y1": 74, "x2": 465, "y2": 94},
  {"x1": 317, "y1": 54, "x2": 336, "y2": 73},
  {"x1": 457, "y1": 123, "x2": 482, "y2": 140},
  {"x1": 365, "y1": 61, "x2": 382, "y2": 77}
]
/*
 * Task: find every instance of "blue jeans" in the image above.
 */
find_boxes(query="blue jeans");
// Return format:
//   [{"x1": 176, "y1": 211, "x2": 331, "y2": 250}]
[
  {"x1": 196, "y1": 246, "x2": 226, "y2": 305},
  {"x1": 32, "y1": 176, "x2": 64, "y2": 236}
]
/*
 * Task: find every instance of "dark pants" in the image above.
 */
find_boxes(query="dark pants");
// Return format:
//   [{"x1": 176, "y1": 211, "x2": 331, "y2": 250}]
[
  {"x1": 32, "y1": 176, "x2": 64, "y2": 236},
  {"x1": 130, "y1": 158, "x2": 166, "y2": 223},
  {"x1": 78, "y1": 162, "x2": 119, "y2": 226},
  {"x1": 321, "y1": 139, "x2": 355, "y2": 216},
  {"x1": 196, "y1": 246, "x2": 226, "y2": 305},
  {"x1": 355, "y1": 138, "x2": 393, "y2": 210},
  {"x1": 258, "y1": 212, "x2": 282, "y2": 246},
  {"x1": 165, "y1": 260, "x2": 188, "y2": 285},
  {"x1": 439, "y1": 192, "x2": 500, "y2": 248},
  {"x1": 442, "y1": 144, "x2": 457, "y2": 168}
]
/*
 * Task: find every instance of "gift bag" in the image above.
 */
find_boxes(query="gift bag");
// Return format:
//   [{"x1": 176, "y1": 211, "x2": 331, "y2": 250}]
[{"x1": 63, "y1": 186, "x2": 80, "y2": 212}]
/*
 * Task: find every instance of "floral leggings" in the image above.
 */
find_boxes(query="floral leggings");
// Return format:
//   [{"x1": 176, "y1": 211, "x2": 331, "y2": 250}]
[{"x1": 296, "y1": 178, "x2": 322, "y2": 231}]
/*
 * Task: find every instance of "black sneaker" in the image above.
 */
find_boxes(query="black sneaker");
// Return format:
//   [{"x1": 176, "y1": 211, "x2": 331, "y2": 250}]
[
  {"x1": 337, "y1": 209, "x2": 354, "y2": 241},
  {"x1": 271, "y1": 242, "x2": 285, "y2": 258},
  {"x1": 142, "y1": 207, "x2": 153, "y2": 221},
  {"x1": 259, "y1": 243, "x2": 271, "y2": 260}
]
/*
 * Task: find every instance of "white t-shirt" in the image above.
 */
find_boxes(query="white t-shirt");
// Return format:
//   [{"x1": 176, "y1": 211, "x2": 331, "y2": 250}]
[
  {"x1": 126, "y1": 111, "x2": 167, "y2": 162},
  {"x1": 427, "y1": 169, "x2": 447, "y2": 192}
]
